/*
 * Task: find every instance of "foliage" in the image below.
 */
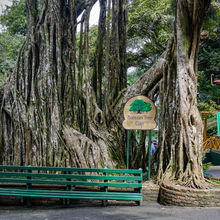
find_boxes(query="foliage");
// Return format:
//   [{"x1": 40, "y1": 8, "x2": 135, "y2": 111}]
[
  {"x1": 127, "y1": 0, "x2": 173, "y2": 71},
  {"x1": 198, "y1": 1, "x2": 220, "y2": 106},
  {"x1": 198, "y1": 99, "x2": 219, "y2": 111},
  {"x1": 0, "y1": 31, "x2": 25, "y2": 76},
  {"x1": 198, "y1": 75, "x2": 220, "y2": 106},
  {"x1": 208, "y1": 179, "x2": 220, "y2": 185},
  {"x1": 203, "y1": 162, "x2": 212, "y2": 172},
  {"x1": 0, "y1": 0, "x2": 26, "y2": 85},
  {"x1": 127, "y1": 67, "x2": 146, "y2": 86},
  {"x1": 203, "y1": 1, "x2": 220, "y2": 39},
  {"x1": 207, "y1": 126, "x2": 217, "y2": 136},
  {"x1": 0, "y1": 0, "x2": 26, "y2": 36},
  {"x1": 198, "y1": 100, "x2": 218, "y2": 136},
  {"x1": 199, "y1": 45, "x2": 220, "y2": 76}
]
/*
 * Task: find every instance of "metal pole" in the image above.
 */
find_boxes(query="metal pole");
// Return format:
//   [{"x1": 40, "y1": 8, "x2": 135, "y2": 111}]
[
  {"x1": 217, "y1": 112, "x2": 220, "y2": 137},
  {"x1": 127, "y1": 130, "x2": 130, "y2": 169},
  {"x1": 203, "y1": 116, "x2": 207, "y2": 143},
  {"x1": 147, "y1": 130, "x2": 152, "y2": 180}
]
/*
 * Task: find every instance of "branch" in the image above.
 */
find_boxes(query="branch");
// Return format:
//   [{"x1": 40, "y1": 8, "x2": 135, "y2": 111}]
[
  {"x1": 76, "y1": 0, "x2": 98, "y2": 17},
  {"x1": 109, "y1": 36, "x2": 175, "y2": 125},
  {"x1": 118, "y1": 40, "x2": 173, "y2": 108}
]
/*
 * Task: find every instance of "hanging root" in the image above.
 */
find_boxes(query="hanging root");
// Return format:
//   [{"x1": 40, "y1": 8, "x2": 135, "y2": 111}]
[{"x1": 63, "y1": 126, "x2": 114, "y2": 168}]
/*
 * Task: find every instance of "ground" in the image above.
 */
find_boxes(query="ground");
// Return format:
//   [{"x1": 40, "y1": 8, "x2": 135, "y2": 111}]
[
  {"x1": 0, "y1": 167, "x2": 220, "y2": 219},
  {"x1": 206, "y1": 166, "x2": 220, "y2": 178},
  {"x1": 0, "y1": 201, "x2": 220, "y2": 220}
]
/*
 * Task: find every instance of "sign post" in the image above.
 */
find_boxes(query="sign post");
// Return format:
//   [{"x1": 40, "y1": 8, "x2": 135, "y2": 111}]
[
  {"x1": 147, "y1": 130, "x2": 152, "y2": 180},
  {"x1": 122, "y1": 96, "x2": 157, "y2": 176},
  {"x1": 217, "y1": 112, "x2": 220, "y2": 137},
  {"x1": 127, "y1": 130, "x2": 130, "y2": 169}
]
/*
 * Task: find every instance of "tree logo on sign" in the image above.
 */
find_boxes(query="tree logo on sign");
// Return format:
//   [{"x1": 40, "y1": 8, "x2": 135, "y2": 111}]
[{"x1": 129, "y1": 99, "x2": 152, "y2": 113}]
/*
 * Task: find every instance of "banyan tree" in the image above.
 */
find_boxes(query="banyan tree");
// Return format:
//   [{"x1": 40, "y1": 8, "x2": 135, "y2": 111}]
[{"x1": 0, "y1": 0, "x2": 212, "y2": 188}]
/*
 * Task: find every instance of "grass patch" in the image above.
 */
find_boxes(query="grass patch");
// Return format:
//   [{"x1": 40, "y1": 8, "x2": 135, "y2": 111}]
[{"x1": 209, "y1": 179, "x2": 220, "y2": 185}]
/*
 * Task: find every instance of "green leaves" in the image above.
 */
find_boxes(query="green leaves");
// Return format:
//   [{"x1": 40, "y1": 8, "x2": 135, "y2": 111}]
[
  {"x1": 198, "y1": 29, "x2": 220, "y2": 106},
  {"x1": 0, "y1": 30, "x2": 25, "y2": 82},
  {"x1": 127, "y1": 0, "x2": 173, "y2": 71},
  {"x1": 198, "y1": 100, "x2": 219, "y2": 111},
  {"x1": 0, "y1": 0, "x2": 27, "y2": 36},
  {"x1": 203, "y1": 1, "x2": 220, "y2": 38},
  {"x1": 0, "y1": 0, "x2": 26, "y2": 85}
]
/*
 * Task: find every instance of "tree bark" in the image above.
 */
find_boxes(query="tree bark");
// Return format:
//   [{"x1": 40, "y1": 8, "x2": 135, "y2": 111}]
[
  {"x1": 157, "y1": 0, "x2": 211, "y2": 188},
  {"x1": 1, "y1": 0, "x2": 103, "y2": 167},
  {"x1": 92, "y1": 0, "x2": 106, "y2": 110}
]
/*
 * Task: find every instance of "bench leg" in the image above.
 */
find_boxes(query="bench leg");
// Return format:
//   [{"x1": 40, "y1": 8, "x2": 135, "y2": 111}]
[
  {"x1": 21, "y1": 197, "x2": 31, "y2": 207},
  {"x1": 62, "y1": 198, "x2": 70, "y2": 206},
  {"x1": 22, "y1": 197, "x2": 32, "y2": 207},
  {"x1": 21, "y1": 197, "x2": 24, "y2": 204},
  {"x1": 135, "y1": 200, "x2": 142, "y2": 206},
  {"x1": 66, "y1": 198, "x2": 70, "y2": 205},
  {"x1": 102, "y1": 200, "x2": 108, "y2": 207}
]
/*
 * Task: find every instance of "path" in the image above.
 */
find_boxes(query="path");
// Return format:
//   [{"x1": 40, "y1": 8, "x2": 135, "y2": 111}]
[
  {"x1": 206, "y1": 166, "x2": 220, "y2": 178},
  {"x1": 0, "y1": 201, "x2": 220, "y2": 220}
]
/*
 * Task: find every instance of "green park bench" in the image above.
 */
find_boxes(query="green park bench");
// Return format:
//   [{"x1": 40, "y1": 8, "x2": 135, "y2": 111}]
[{"x1": 0, "y1": 165, "x2": 142, "y2": 206}]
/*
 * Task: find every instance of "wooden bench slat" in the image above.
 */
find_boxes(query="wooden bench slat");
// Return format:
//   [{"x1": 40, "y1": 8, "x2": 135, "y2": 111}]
[
  {"x1": 0, "y1": 166, "x2": 142, "y2": 174},
  {"x1": 0, "y1": 172, "x2": 142, "y2": 181},
  {"x1": 0, "y1": 188, "x2": 140, "y2": 195},
  {"x1": 0, "y1": 192, "x2": 141, "y2": 201},
  {"x1": 0, "y1": 188, "x2": 141, "y2": 197},
  {"x1": 0, "y1": 188, "x2": 141, "y2": 201},
  {"x1": 0, "y1": 178, "x2": 142, "y2": 188}
]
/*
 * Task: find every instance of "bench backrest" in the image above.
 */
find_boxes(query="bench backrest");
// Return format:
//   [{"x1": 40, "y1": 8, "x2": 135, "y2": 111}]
[{"x1": 0, "y1": 166, "x2": 142, "y2": 192}]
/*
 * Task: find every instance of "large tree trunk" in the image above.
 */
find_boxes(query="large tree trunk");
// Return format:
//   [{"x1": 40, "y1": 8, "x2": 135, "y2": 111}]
[
  {"x1": 0, "y1": 0, "x2": 129, "y2": 168},
  {"x1": 1, "y1": 0, "x2": 111, "y2": 167},
  {"x1": 157, "y1": 0, "x2": 211, "y2": 188}
]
